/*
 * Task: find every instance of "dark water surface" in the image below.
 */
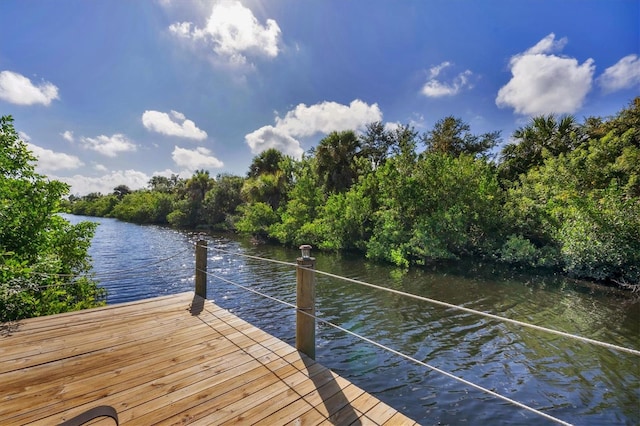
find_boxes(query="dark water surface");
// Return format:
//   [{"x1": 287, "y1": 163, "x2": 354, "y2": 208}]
[{"x1": 65, "y1": 215, "x2": 640, "y2": 425}]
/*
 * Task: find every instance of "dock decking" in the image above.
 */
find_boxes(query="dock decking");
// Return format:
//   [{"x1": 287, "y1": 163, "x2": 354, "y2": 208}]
[{"x1": 1, "y1": 292, "x2": 417, "y2": 425}]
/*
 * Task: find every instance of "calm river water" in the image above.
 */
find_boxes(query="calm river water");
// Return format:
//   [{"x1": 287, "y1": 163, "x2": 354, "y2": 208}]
[{"x1": 64, "y1": 214, "x2": 640, "y2": 425}]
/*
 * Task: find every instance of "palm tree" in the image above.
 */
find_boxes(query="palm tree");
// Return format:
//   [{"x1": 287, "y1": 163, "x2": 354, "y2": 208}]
[
  {"x1": 247, "y1": 149, "x2": 285, "y2": 178},
  {"x1": 186, "y1": 170, "x2": 214, "y2": 202},
  {"x1": 423, "y1": 116, "x2": 500, "y2": 158},
  {"x1": 242, "y1": 150, "x2": 292, "y2": 210},
  {"x1": 315, "y1": 130, "x2": 361, "y2": 194},
  {"x1": 499, "y1": 115, "x2": 580, "y2": 182}
]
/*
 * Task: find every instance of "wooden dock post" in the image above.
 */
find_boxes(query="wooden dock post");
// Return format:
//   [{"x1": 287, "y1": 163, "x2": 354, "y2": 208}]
[
  {"x1": 195, "y1": 239, "x2": 207, "y2": 298},
  {"x1": 296, "y1": 245, "x2": 316, "y2": 359}
]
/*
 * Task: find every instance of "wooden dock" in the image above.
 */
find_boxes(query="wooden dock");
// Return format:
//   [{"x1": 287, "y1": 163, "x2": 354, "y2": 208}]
[{"x1": 0, "y1": 292, "x2": 417, "y2": 425}]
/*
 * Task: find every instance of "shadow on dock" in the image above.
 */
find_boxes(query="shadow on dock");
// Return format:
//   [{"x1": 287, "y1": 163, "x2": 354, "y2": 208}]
[
  {"x1": 189, "y1": 294, "x2": 205, "y2": 315},
  {"x1": 303, "y1": 356, "x2": 362, "y2": 425}
]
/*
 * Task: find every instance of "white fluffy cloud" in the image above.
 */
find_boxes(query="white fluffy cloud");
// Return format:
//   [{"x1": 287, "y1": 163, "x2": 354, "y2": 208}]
[
  {"x1": 172, "y1": 146, "x2": 224, "y2": 170},
  {"x1": 245, "y1": 125, "x2": 304, "y2": 158},
  {"x1": 61, "y1": 130, "x2": 74, "y2": 142},
  {"x1": 80, "y1": 134, "x2": 137, "y2": 157},
  {"x1": 598, "y1": 54, "x2": 640, "y2": 93},
  {"x1": 57, "y1": 170, "x2": 151, "y2": 196},
  {"x1": 276, "y1": 100, "x2": 383, "y2": 137},
  {"x1": 245, "y1": 99, "x2": 383, "y2": 157},
  {"x1": 421, "y1": 62, "x2": 474, "y2": 97},
  {"x1": 15, "y1": 132, "x2": 80, "y2": 173},
  {"x1": 0, "y1": 70, "x2": 59, "y2": 106},
  {"x1": 142, "y1": 110, "x2": 207, "y2": 140},
  {"x1": 27, "y1": 143, "x2": 84, "y2": 172},
  {"x1": 169, "y1": 0, "x2": 281, "y2": 66},
  {"x1": 496, "y1": 33, "x2": 595, "y2": 116}
]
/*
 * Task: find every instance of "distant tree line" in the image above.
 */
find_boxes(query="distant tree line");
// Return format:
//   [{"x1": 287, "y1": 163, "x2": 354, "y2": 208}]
[{"x1": 66, "y1": 98, "x2": 640, "y2": 291}]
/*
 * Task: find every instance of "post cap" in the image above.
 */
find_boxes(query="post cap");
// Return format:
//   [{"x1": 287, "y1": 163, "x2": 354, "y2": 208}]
[{"x1": 299, "y1": 245, "x2": 312, "y2": 259}]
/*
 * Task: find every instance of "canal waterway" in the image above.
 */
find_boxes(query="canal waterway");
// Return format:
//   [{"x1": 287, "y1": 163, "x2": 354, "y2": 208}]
[{"x1": 64, "y1": 214, "x2": 640, "y2": 425}]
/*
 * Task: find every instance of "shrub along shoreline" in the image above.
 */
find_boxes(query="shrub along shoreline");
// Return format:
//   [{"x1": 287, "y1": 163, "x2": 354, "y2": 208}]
[
  {"x1": 1, "y1": 116, "x2": 105, "y2": 322},
  {"x1": 66, "y1": 99, "x2": 640, "y2": 293}
]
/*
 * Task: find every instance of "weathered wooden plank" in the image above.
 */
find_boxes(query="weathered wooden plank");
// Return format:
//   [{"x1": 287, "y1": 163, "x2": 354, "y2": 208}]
[
  {"x1": 322, "y1": 384, "x2": 367, "y2": 424},
  {"x1": 0, "y1": 298, "x2": 259, "y2": 374},
  {"x1": 0, "y1": 292, "x2": 417, "y2": 425},
  {"x1": 24, "y1": 346, "x2": 274, "y2": 425},
  {"x1": 4, "y1": 293, "x2": 191, "y2": 334},
  {"x1": 0, "y1": 294, "x2": 196, "y2": 362},
  {"x1": 225, "y1": 361, "x2": 335, "y2": 425},
  {"x1": 249, "y1": 370, "x2": 358, "y2": 426},
  {"x1": 363, "y1": 399, "x2": 405, "y2": 425},
  {"x1": 6, "y1": 328, "x2": 268, "y2": 420},
  {"x1": 1, "y1": 330, "x2": 234, "y2": 420},
  {"x1": 0, "y1": 312, "x2": 207, "y2": 370},
  {"x1": 197, "y1": 358, "x2": 329, "y2": 425},
  {"x1": 252, "y1": 395, "x2": 320, "y2": 425},
  {"x1": 385, "y1": 412, "x2": 419, "y2": 425},
  {"x1": 6, "y1": 326, "x2": 284, "y2": 424},
  {"x1": 50, "y1": 337, "x2": 285, "y2": 425},
  {"x1": 351, "y1": 391, "x2": 389, "y2": 417},
  {"x1": 174, "y1": 365, "x2": 313, "y2": 425},
  {"x1": 117, "y1": 357, "x2": 295, "y2": 425}
]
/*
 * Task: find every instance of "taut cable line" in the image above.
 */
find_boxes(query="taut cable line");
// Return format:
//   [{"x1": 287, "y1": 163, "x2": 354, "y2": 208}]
[
  {"x1": 201, "y1": 267, "x2": 573, "y2": 426},
  {"x1": 309, "y1": 267, "x2": 640, "y2": 357},
  {"x1": 205, "y1": 244, "x2": 640, "y2": 357}
]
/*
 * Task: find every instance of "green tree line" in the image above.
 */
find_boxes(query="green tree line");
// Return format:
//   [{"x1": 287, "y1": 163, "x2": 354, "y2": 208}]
[
  {"x1": 67, "y1": 98, "x2": 640, "y2": 291},
  {"x1": 1, "y1": 116, "x2": 105, "y2": 322}
]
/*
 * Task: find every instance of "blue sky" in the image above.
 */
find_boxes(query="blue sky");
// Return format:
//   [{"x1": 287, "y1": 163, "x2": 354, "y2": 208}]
[{"x1": 1, "y1": 0, "x2": 638, "y2": 195}]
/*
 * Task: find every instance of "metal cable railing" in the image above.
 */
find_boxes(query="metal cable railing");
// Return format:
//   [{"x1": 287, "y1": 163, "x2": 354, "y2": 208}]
[
  {"x1": 191, "y1": 240, "x2": 640, "y2": 426},
  {"x1": 16, "y1": 237, "x2": 632, "y2": 425},
  {"x1": 204, "y1": 243, "x2": 640, "y2": 356},
  {"x1": 202, "y1": 266, "x2": 573, "y2": 425}
]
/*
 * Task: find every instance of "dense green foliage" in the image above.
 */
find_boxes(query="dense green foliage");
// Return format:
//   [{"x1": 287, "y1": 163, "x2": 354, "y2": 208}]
[
  {"x1": 1, "y1": 116, "x2": 105, "y2": 321},
  {"x1": 68, "y1": 99, "x2": 640, "y2": 290}
]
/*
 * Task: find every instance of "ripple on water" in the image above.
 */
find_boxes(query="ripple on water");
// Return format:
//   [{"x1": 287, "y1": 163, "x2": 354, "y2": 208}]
[{"x1": 63, "y1": 215, "x2": 640, "y2": 425}]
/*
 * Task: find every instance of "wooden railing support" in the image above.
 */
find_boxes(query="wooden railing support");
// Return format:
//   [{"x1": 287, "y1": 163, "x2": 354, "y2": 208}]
[
  {"x1": 296, "y1": 245, "x2": 316, "y2": 359},
  {"x1": 195, "y1": 239, "x2": 207, "y2": 298}
]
